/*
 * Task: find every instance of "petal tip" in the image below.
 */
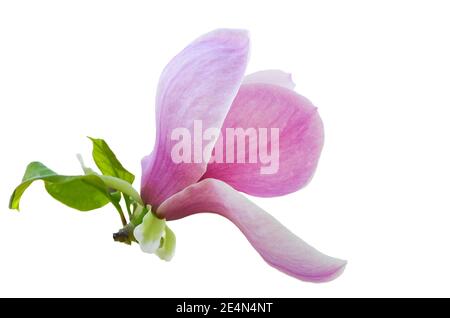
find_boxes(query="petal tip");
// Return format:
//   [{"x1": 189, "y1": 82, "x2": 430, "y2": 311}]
[
  {"x1": 213, "y1": 28, "x2": 249, "y2": 40},
  {"x1": 274, "y1": 257, "x2": 347, "y2": 283},
  {"x1": 204, "y1": 28, "x2": 250, "y2": 52},
  {"x1": 318, "y1": 258, "x2": 347, "y2": 283},
  {"x1": 308, "y1": 258, "x2": 347, "y2": 283}
]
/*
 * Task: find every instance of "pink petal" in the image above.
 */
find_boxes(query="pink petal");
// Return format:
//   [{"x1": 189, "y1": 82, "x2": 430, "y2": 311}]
[
  {"x1": 202, "y1": 83, "x2": 324, "y2": 197},
  {"x1": 157, "y1": 178, "x2": 346, "y2": 282},
  {"x1": 243, "y1": 70, "x2": 296, "y2": 90},
  {"x1": 141, "y1": 29, "x2": 249, "y2": 206}
]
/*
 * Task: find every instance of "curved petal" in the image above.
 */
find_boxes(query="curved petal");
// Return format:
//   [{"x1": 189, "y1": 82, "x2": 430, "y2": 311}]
[
  {"x1": 141, "y1": 29, "x2": 250, "y2": 206},
  {"x1": 157, "y1": 179, "x2": 346, "y2": 283},
  {"x1": 243, "y1": 70, "x2": 295, "y2": 90},
  {"x1": 202, "y1": 83, "x2": 324, "y2": 197}
]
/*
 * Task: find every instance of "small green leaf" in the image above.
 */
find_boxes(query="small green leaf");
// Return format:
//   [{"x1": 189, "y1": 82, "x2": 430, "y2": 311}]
[
  {"x1": 88, "y1": 137, "x2": 135, "y2": 184},
  {"x1": 10, "y1": 162, "x2": 112, "y2": 211}
]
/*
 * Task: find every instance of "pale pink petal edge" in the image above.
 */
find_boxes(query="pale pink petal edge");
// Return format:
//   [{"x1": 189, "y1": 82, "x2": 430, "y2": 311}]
[
  {"x1": 157, "y1": 178, "x2": 346, "y2": 283},
  {"x1": 243, "y1": 69, "x2": 296, "y2": 90}
]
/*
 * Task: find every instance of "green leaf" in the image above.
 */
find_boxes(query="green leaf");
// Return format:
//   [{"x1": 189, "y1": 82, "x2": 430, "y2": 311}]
[
  {"x1": 10, "y1": 162, "x2": 112, "y2": 211},
  {"x1": 88, "y1": 137, "x2": 135, "y2": 184},
  {"x1": 44, "y1": 175, "x2": 111, "y2": 211}
]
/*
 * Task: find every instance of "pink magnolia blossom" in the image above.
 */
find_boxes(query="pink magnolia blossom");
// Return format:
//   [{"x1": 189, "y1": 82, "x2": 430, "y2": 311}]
[{"x1": 137, "y1": 29, "x2": 346, "y2": 282}]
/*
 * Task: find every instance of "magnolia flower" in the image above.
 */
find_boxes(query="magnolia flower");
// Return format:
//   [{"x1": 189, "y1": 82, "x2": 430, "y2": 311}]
[
  {"x1": 134, "y1": 29, "x2": 346, "y2": 282},
  {"x1": 10, "y1": 28, "x2": 345, "y2": 283}
]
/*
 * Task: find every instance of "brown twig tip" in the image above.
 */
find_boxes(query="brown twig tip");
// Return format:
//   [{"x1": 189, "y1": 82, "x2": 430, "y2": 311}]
[{"x1": 112, "y1": 227, "x2": 133, "y2": 245}]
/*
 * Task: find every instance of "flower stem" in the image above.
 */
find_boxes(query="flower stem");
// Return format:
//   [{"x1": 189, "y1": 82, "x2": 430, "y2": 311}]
[
  {"x1": 124, "y1": 195, "x2": 133, "y2": 219},
  {"x1": 99, "y1": 175, "x2": 143, "y2": 206},
  {"x1": 76, "y1": 154, "x2": 143, "y2": 205},
  {"x1": 112, "y1": 201, "x2": 127, "y2": 226},
  {"x1": 76, "y1": 153, "x2": 144, "y2": 226}
]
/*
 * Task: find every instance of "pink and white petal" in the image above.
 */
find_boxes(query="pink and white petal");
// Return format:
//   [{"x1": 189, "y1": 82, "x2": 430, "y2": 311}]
[
  {"x1": 141, "y1": 29, "x2": 249, "y2": 206},
  {"x1": 243, "y1": 70, "x2": 295, "y2": 90},
  {"x1": 157, "y1": 179, "x2": 346, "y2": 283},
  {"x1": 202, "y1": 83, "x2": 324, "y2": 197}
]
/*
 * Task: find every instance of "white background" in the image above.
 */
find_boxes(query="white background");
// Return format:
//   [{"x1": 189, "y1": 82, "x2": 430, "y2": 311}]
[{"x1": 1, "y1": 0, "x2": 449, "y2": 297}]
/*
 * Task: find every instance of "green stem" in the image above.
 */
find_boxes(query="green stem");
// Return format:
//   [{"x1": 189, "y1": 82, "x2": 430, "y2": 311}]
[
  {"x1": 124, "y1": 195, "x2": 133, "y2": 219},
  {"x1": 130, "y1": 204, "x2": 147, "y2": 226},
  {"x1": 77, "y1": 154, "x2": 142, "y2": 205},
  {"x1": 99, "y1": 175, "x2": 143, "y2": 206},
  {"x1": 112, "y1": 201, "x2": 127, "y2": 226}
]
